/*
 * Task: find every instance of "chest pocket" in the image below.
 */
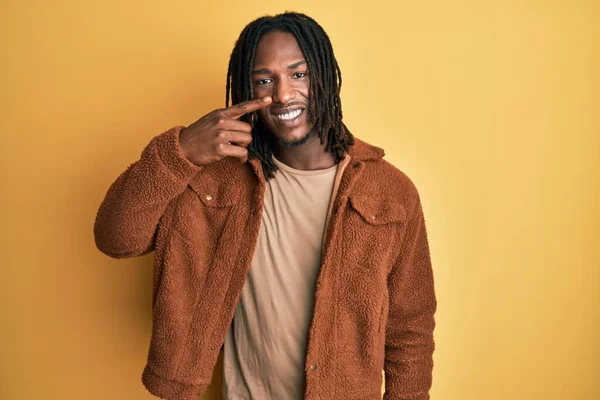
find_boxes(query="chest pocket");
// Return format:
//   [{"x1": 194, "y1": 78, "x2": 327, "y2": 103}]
[
  {"x1": 188, "y1": 176, "x2": 240, "y2": 208},
  {"x1": 348, "y1": 194, "x2": 407, "y2": 226},
  {"x1": 174, "y1": 175, "x2": 242, "y2": 241},
  {"x1": 342, "y1": 194, "x2": 407, "y2": 275}
]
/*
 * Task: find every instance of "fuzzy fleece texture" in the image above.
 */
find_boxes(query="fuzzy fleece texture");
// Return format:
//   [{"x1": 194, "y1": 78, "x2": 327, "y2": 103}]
[{"x1": 94, "y1": 126, "x2": 437, "y2": 400}]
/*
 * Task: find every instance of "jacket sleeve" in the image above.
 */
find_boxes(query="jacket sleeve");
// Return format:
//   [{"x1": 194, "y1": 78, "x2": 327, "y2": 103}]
[
  {"x1": 384, "y1": 194, "x2": 437, "y2": 400},
  {"x1": 93, "y1": 126, "x2": 202, "y2": 259}
]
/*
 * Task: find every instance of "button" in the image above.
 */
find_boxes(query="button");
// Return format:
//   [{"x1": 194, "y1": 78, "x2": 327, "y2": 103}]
[
  {"x1": 240, "y1": 258, "x2": 246, "y2": 263},
  {"x1": 226, "y1": 301, "x2": 232, "y2": 307},
  {"x1": 371, "y1": 215, "x2": 377, "y2": 221},
  {"x1": 210, "y1": 346, "x2": 216, "y2": 350},
  {"x1": 252, "y1": 210, "x2": 257, "y2": 216},
  {"x1": 205, "y1": 194, "x2": 213, "y2": 201},
  {"x1": 310, "y1": 363, "x2": 317, "y2": 370},
  {"x1": 353, "y1": 163, "x2": 360, "y2": 169}
]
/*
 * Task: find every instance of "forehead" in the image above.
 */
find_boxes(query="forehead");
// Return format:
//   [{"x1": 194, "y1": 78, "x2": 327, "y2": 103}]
[{"x1": 253, "y1": 31, "x2": 305, "y2": 66}]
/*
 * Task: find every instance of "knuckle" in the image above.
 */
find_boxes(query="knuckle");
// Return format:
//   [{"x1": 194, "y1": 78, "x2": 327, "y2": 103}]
[
  {"x1": 214, "y1": 142, "x2": 227, "y2": 155},
  {"x1": 216, "y1": 130, "x2": 228, "y2": 140}
]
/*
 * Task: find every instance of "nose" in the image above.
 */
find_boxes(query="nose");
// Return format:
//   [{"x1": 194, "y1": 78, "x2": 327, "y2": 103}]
[{"x1": 272, "y1": 78, "x2": 296, "y2": 104}]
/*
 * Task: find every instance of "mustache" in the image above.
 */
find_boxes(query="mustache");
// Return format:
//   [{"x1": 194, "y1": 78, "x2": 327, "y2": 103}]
[{"x1": 268, "y1": 102, "x2": 307, "y2": 112}]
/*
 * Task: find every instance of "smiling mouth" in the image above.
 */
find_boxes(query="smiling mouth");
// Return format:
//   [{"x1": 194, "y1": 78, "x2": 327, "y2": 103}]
[{"x1": 271, "y1": 108, "x2": 305, "y2": 121}]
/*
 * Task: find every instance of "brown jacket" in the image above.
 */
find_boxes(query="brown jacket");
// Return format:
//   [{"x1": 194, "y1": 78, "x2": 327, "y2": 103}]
[{"x1": 94, "y1": 126, "x2": 437, "y2": 400}]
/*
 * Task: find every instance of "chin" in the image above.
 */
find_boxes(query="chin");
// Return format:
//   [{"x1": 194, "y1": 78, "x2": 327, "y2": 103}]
[{"x1": 276, "y1": 129, "x2": 312, "y2": 148}]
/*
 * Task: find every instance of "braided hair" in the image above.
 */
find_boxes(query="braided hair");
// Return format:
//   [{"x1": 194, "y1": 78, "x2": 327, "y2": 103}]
[{"x1": 226, "y1": 12, "x2": 354, "y2": 179}]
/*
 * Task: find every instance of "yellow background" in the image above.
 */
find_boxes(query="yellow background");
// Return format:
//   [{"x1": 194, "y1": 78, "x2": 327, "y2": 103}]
[{"x1": 1, "y1": 0, "x2": 598, "y2": 399}]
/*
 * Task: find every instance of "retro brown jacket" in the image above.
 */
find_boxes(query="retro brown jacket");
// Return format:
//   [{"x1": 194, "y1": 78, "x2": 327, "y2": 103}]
[{"x1": 93, "y1": 126, "x2": 437, "y2": 400}]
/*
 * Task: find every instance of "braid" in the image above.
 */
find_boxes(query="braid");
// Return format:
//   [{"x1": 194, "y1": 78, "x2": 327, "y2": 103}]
[{"x1": 226, "y1": 12, "x2": 354, "y2": 180}]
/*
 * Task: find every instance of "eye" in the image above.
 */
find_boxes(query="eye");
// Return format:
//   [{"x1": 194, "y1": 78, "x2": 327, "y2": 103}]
[
  {"x1": 293, "y1": 72, "x2": 308, "y2": 79},
  {"x1": 255, "y1": 78, "x2": 273, "y2": 85}
]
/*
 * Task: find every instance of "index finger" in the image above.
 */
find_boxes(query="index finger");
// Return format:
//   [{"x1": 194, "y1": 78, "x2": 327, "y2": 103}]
[{"x1": 223, "y1": 96, "x2": 272, "y2": 119}]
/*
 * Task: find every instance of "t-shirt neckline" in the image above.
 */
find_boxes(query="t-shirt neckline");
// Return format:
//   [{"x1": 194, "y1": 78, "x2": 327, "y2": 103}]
[{"x1": 272, "y1": 155, "x2": 339, "y2": 176}]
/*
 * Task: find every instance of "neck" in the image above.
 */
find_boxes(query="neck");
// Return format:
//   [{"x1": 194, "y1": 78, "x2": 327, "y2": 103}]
[{"x1": 273, "y1": 133, "x2": 336, "y2": 171}]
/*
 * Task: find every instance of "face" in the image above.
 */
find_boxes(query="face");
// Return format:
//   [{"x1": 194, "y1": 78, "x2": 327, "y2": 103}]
[{"x1": 252, "y1": 31, "x2": 313, "y2": 147}]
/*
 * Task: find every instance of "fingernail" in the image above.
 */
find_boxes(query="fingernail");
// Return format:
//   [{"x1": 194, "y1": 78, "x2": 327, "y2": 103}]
[{"x1": 263, "y1": 96, "x2": 272, "y2": 102}]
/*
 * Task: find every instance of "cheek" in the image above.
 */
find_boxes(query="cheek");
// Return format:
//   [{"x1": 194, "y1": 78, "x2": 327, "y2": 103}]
[
  {"x1": 256, "y1": 108, "x2": 269, "y2": 122},
  {"x1": 253, "y1": 85, "x2": 271, "y2": 98},
  {"x1": 297, "y1": 80, "x2": 310, "y2": 99}
]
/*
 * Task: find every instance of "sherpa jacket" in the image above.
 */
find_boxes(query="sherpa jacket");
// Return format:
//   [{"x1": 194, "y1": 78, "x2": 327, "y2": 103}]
[{"x1": 94, "y1": 126, "x2": 437, "y2": 400}]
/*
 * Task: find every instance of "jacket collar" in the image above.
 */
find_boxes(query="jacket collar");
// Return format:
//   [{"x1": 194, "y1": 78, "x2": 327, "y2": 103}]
[
  {"x1": 346, "y1": 137, "x2": 385, "y2": 161},
  {"x1": 246, "y1": 136, "x2": 385, "y2": 179}
]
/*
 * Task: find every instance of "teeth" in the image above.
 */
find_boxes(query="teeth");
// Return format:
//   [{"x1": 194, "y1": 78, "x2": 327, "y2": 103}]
[{"x1": 274, "y1": 109, "x2": 302, "y2": 121}]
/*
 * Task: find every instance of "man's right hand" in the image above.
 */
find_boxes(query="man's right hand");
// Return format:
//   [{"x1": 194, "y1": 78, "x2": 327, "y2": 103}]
[{"x1": 178, "y1": 96, "x2": 272, "y2": 166}]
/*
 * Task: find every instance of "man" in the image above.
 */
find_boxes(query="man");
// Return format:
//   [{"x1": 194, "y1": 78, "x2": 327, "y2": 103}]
[{"x1": 94, "y1": 11, "x2": 436, "y2": 400}]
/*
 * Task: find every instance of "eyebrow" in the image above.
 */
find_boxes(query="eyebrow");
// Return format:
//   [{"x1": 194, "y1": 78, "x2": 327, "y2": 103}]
[{"x1": 252, "y1": 60, "x2": 307, "y2": 75}]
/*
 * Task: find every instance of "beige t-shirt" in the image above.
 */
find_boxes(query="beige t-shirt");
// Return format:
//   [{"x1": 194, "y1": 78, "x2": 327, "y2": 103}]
[{"x1": 222, "y1": 156, "x2": 339, "y2": 400}]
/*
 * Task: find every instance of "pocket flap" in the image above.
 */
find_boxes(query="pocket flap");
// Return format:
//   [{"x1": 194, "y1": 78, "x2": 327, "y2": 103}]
[
  {"x1": 188, "y1": 176, "x2": 239, "y2": 207},
  {"x1": 348, "y1": 195, "x2": 406, "y2": 225}
]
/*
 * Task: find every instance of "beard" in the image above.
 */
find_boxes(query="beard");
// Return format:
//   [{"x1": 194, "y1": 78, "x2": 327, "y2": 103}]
[
  {"x1": 277, "y1": 129, "x2": 313, "y2": 148},
  {"x1": 251, "y1": 116, "x2": 316, "y2": 152}
]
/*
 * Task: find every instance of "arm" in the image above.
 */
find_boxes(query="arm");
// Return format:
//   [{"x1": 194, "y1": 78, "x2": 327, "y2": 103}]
[
  {"x1": 93, "y1": 97, "x2": 272, "y2": 259},
  {"x1": 93, "y1": 126, "x2": 202, "y2": 259},
  {"x1": 384, "y1": 195, "x2": 437, "y2": 400}
]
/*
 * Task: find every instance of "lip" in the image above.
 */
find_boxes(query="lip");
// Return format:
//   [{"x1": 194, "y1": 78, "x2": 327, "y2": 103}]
[
  {"x1": 269, "y1": 107, "x2": 305, "y2": 116},
  {"x1": 270, "y1": 108, "x2": 306, "y2": 127}
]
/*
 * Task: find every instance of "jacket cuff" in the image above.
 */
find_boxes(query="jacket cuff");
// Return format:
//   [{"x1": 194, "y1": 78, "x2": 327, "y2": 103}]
[{"x1": 152, "y1": 125, "x2": 202, "y2": 182}]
